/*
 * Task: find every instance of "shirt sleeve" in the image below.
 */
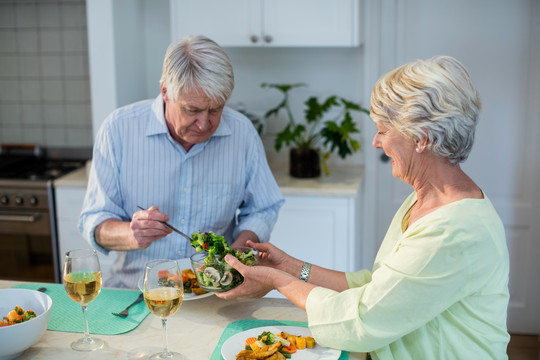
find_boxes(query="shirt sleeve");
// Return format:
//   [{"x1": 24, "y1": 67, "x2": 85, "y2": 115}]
[
  {"x1": 78, "y1": 115, "x2": 128, "y2": 255},
  {"x1": 233, "y1": 129, "x2": 284, "y2": 242},
  {"x1": 305, "y1": 213, "x2": 476, "y2": 352}
]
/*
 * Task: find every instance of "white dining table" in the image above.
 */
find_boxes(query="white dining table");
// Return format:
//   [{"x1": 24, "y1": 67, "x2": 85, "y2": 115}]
[{"x1": 1, "y1": 280, "x2": 365, "y2": 360}]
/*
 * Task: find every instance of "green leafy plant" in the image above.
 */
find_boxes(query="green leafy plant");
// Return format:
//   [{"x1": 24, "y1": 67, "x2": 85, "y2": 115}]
[{"x1": 262, "y1": 83, "x2": 370, "y2": 175}]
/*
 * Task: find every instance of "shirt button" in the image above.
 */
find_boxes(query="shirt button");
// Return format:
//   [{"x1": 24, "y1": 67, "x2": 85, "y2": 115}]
[
  {"x1": 183, "y1": 187, "x2": 188, "y2": 192},
  {"x1": 180, "y1": 219, "x2": 185, "y2": 224}
]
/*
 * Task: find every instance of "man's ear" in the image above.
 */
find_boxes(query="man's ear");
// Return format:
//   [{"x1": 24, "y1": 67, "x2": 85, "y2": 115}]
[{"x1": 160, "y1": 83, "x2": 168, "y2": 102}]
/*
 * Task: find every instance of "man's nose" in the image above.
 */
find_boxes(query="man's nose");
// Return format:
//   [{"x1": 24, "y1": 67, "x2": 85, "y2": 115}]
[{"x1": 195, "y1": 111, "x2": 211, "y2": 131}]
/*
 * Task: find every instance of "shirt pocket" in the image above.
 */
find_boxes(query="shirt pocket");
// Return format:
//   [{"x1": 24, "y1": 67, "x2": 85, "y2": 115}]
[{"x1": 195, "y1": 182, "x2": 243, "y2": 230}]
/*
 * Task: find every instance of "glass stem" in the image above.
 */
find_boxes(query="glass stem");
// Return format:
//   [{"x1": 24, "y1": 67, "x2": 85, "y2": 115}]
[
  {"x1": 161, "y1": 317, "x2": 170, "y2": 355},
  {"x1": 81, "y1": 305, "x2": 91, "y2": 340}
]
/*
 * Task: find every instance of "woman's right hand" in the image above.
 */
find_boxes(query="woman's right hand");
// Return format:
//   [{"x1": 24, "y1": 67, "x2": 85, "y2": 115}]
[{"x1": 245, "y1": 240, "x2": 295, "y2": 273}]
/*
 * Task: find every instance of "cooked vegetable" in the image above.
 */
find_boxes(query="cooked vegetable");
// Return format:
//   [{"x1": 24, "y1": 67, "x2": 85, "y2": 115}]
[
  {"x1": 305, "y1": 336, "x2": 316, "y2": 349},
  {"x1": 295, "y1": 336, "x2": 306, "y2": 350},
  {"x1": 181, "y1": 269, "x2": 207, "y2": 295},
  {"x1": 0, "y1": 305, "x2": 36, "y2": 327},
  {"x1": 238, "y1": 330, "x2": 316, "y2": 359}
]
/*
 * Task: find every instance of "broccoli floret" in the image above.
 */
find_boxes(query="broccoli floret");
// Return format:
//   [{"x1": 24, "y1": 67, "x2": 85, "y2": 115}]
[{"x1": 22, "y1": 311, "x2": 36, "y2": 322}]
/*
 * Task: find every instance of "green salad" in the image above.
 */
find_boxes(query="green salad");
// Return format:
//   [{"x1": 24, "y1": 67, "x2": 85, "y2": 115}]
[{"x1": 190, "y1": 231, "x2": 258, "y2": 291}]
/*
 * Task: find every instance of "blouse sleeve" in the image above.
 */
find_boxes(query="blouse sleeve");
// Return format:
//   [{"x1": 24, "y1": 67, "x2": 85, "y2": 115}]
[{"x1": 305, "y1": 210, "x2": 488, "y2": 353}]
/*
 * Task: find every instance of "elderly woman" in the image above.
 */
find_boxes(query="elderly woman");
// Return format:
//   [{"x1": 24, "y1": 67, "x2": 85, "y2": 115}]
[{"x1": 217, "y1": 56, "x2": 510, "y2": 359}]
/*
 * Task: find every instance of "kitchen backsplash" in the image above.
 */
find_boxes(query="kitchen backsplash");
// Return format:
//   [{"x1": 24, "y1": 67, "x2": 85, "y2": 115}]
[{"x1": 0, "y1": 0, "x2": 92, "y2": 148}]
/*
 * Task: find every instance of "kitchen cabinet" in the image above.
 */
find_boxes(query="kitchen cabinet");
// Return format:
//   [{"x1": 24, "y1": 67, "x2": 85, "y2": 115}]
[
  {"x1": 264, "y1": 165, "x2": 363, "y2": 298},
  {"x1": 170, "y1": 0, "x2": 360, "y2": 47},
  {"x1": 54, "y1": 169, "x2": 115, "y2": 280},
  {"x1": 270, "y1": 194, "x2": 360, "y2": 272}
]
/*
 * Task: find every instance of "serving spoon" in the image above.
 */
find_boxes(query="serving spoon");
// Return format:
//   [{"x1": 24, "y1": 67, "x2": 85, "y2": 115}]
[{"x1": 136, "y1": 205, "x2": 193, "y2": 242}]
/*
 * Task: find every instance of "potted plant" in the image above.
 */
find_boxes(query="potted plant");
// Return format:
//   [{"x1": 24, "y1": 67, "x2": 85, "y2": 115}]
[{"x1": 262, "y1": 83, "x2": 370, "y2": 177}]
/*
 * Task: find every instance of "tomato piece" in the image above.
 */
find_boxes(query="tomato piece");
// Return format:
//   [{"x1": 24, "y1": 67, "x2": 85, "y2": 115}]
[{"x1": 158, "y1": 270, "x2": 170, "y2": 279}]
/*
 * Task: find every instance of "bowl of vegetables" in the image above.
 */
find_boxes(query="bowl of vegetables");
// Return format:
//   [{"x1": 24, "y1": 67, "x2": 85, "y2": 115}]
[
  {"x1": 189, "y1": 232, "x2": 258, "y2": 292},
  {"x1": 0, "y1": 289, "x2": 53, "y2": 360}
]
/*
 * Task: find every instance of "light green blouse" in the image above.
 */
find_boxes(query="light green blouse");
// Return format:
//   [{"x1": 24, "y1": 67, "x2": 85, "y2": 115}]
[{"x1": 306, "y1": 192, "x2": 510, "y2": 360}]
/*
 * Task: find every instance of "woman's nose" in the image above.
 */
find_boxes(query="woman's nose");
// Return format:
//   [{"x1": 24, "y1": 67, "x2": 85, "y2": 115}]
[{"x1": 372, "y1": 133, "x2": 381, "y2": 149}]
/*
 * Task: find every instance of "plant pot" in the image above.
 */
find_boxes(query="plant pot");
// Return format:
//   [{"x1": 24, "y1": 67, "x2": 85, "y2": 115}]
[{"x1": 289, "y1": 148, "x2": 320, "y2": 178}]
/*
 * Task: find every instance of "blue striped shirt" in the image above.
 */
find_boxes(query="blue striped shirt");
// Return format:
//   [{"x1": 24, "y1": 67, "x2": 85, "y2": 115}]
[{"x1": 79, "y1": 94, "x2": 284, "y2": 288}]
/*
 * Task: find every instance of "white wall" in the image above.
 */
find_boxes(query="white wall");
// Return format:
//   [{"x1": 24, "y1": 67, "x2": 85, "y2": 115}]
[{"x1": 225, "y1": 47, "x2": 366, "y2": 167}]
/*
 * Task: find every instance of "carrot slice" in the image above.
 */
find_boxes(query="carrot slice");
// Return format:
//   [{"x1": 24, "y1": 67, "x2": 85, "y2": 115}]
[
  {"x1": 282, "y1": 345, "x2": 297, "y2": 353},
  {"x1": 158, "y1": 270, "x2": 170, "y2": 278},
  {"x1": 245, "y1": 337, "x2": 258, "y2": 349}
]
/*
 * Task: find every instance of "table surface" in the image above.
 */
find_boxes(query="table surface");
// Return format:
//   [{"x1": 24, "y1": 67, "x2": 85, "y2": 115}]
[{"x1": 0, "y1": 280, "x2": 365, "y2": 360}]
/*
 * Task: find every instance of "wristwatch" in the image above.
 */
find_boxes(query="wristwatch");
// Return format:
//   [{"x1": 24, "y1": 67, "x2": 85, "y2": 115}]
[{"x1": 299, "y1": 262, "x2": 312, "y2": 282}]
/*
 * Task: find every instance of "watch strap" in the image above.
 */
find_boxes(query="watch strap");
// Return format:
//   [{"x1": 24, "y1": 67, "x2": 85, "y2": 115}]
[{"x1": 299, "y1": 262, "x2": 312, "y2": 282}]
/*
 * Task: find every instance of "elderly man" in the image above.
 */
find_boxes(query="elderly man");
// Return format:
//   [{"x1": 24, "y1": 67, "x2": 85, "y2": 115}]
[{"x1": 79, "y1": 35, "x2": 284, "y2": 288}]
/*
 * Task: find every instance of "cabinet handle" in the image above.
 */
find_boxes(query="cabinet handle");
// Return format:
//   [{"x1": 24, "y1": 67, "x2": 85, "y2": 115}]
[
  {"x1": 264, "y1": 34, "x2": 273, "y2": 43},
  {"x1": 250, "y1": 35, "x2": 259, "y2": 43},
  {"x1": 0, "y1": 213, "x2": 41, "y2": 222}
]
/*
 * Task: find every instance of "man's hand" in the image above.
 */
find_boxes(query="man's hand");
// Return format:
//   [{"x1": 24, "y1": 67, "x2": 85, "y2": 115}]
[
  {"x1": 95, "y1": 206, "x2": 172, "y2": 251},
  {"x1": 130, "y1": 206, "x2": 172, "y2": 248}
]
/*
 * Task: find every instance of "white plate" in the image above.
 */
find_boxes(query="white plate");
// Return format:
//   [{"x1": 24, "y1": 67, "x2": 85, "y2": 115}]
[
  {"x1": 221, "y1": 325, "x2": 341, "y2": 360},
  {"x1": 138, "y1": 258, "x2": 214, "y2": 301}
]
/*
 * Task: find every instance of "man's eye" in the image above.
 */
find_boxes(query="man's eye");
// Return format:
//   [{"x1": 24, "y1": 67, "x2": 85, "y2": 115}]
[{"x1": 209, "y1": 107, "x2": 222, "y2": 114}]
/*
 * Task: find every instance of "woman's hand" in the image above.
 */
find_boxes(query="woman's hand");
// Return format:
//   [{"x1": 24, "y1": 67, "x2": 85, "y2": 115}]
[
  {"x1": 216, "y1": 252, "x2": 315, "y2": 310},
  {"x1": 130, "y1": 205, "x2": 172, "y2": 248},
  {"x1": 215, "y1": 254, "x2": 280, "y2": 299},
  {"x1": 244, "y1": 240, "x2": 295, "y2": 272}
]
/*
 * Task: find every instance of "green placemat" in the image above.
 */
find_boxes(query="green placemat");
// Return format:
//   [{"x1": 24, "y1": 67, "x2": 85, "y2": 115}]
[
  {"x1": 210, "y1": 319, "x2": 348, "y2": 360},
  {"x1": 13, "y1": 283, "x2": 150, "y2": 335}
]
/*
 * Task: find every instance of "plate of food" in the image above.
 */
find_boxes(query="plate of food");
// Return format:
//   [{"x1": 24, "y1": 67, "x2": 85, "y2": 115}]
[
  {"x1": 138, "y1": 258, "x2": 213, "y2": 301},
  {"x1": 221, "y1": 326, "x2": 341, "y2": 360}
]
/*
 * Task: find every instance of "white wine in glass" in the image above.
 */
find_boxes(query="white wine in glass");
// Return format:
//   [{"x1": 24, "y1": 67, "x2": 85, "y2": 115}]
[
  {"x1": 63, "y1": 248, "x2": 104, "y2": 351},
  {"x1": 144, "y1": 259, "x2": 184, "y2": 360}
]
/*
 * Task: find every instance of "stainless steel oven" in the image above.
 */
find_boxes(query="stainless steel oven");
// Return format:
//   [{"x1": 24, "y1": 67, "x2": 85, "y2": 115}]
[{"x1": 0, "y1": 145, "x2": 89, "y2": 283}]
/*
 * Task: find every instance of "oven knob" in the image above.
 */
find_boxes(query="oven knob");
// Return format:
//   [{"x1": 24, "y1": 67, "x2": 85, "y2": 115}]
[
  {"x1": 30, "y1": 196, "x2": 39, "y2": 206},
  {"x1": 15, "y1": 196, "x2": 24, "y2": 205},
  {"x1": 0, "y1": 195, "x2": 8, "y2": 205}
]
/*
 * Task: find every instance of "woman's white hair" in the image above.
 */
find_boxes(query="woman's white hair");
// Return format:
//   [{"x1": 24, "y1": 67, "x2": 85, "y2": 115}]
[
  {"x1": 160, "y1": 35, "x2": 234, "y2": 104},
  {"x1": 370, "y1": 55, "x2": 481, "y2": 164}
]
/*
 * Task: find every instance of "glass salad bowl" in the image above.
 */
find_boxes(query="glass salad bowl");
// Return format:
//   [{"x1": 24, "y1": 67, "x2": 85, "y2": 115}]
[{"x1": 190, "y1": 247, "x2": 258, "y2": 292}]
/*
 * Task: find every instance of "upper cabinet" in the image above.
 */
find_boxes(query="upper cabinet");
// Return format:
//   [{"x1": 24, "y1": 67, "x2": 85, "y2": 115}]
[{"x1": 170, "y1": 0, "x2": 361, "y2": 47}]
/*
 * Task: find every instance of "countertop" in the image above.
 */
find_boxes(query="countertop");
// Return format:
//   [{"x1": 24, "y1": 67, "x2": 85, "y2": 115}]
[
  {"x1": 54, "y1": 161, "x2": 364, "y2": 197},
  {"x1": 1, "y1": 280, "x2": 365, "y2": 360}
]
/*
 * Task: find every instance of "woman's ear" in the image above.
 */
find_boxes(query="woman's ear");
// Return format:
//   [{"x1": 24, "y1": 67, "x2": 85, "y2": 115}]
[{"x1": 415, "y1": 133, "x2": 429, "y2": 153}]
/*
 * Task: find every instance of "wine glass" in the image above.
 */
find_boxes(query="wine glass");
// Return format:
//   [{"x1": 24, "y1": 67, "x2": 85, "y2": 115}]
[
  {"x1": 143, "y1": 259, "x2": 184, "y2": 360},
  {"x1": 62, "y1": 248, "x2": 104, "y2": 351}
]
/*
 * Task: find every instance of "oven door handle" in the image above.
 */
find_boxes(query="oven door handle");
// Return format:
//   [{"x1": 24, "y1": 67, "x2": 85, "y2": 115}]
[{"x1": 0, "y1": 213, "x2": 41, "y2": 222}]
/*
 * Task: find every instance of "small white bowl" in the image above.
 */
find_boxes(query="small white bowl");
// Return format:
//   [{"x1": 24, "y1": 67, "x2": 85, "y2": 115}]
[{"x1": 0, "y1": 289, "x2": 53, "y2": 360}]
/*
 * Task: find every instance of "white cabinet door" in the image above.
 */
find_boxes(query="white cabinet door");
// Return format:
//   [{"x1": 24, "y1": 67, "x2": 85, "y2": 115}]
[
  {"x1": 263, "y1": 0, "x2": 359, "y2": 47},
  {"x1": 170, "y1": 0, "x2": 261, "y2": 46},
  {"x1": 170, "y1": 0, "x2": 359, "y2": 47},
  {"x1": 269, "y1": 195, "x2": 358, "y2": 272},
  {"x1": 55, "y1": 187, "x2": 114, "y2": 279}
]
